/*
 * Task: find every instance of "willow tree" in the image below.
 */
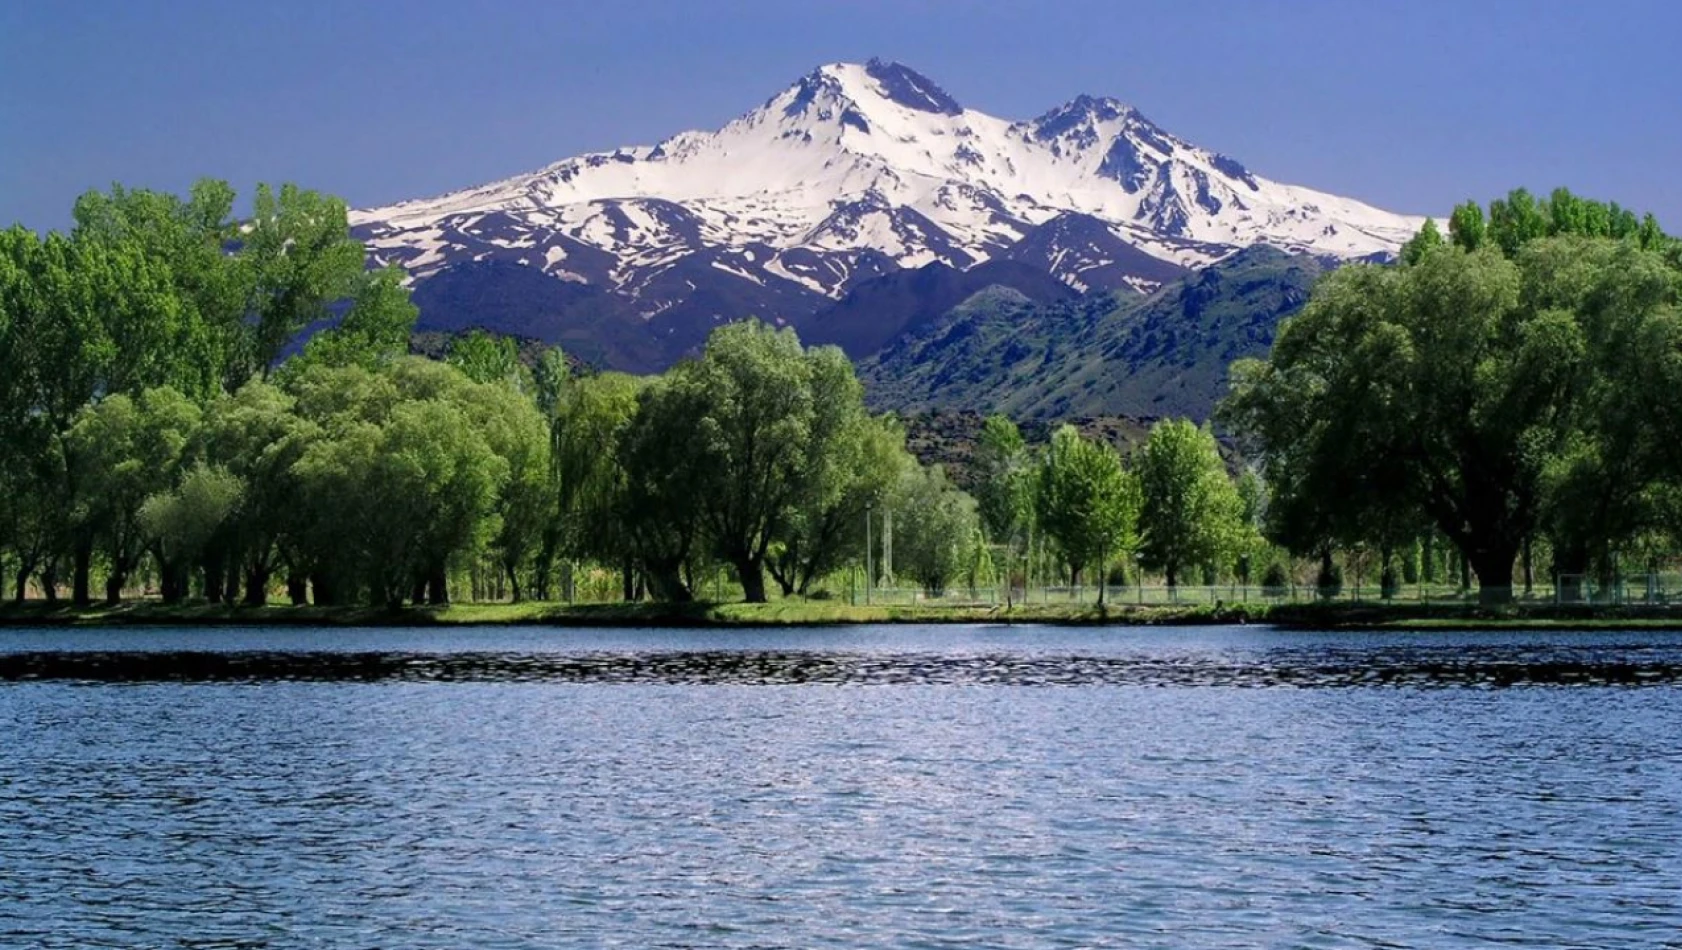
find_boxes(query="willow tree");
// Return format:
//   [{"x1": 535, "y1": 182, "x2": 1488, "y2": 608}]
[
  {"x1": 67, "y1": 387, "x2": 203, "y2": 603},
  {"x1": 893, "y1": 464, "x2": 982, "y2": 597},
  {"x1": 549, "y1": 371, "x2": 643, "y2": 599},
  {"x1": 1229, "y1": 206, "x2": 1678, "y2": 604},
  {"x1": 636, "y1": 320, "x2": 873, "y2": 602},
  {"x1": 1227, "y1": 246, "x2": 1551, "y2": 601}
]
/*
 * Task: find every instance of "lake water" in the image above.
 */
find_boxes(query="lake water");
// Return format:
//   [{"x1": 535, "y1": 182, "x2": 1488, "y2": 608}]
[{"x1": 2, "y1": 625, "x2": 1680, "y2": 948}]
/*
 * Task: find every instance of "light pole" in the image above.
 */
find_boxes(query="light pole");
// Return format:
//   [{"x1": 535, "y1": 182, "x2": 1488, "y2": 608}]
[
  {"x1": 864, "y1": 500, "x2": 874, "y2": 606},
  {"x1": 1135, "y1": 552, "x2": 1145, "y2": 606}
]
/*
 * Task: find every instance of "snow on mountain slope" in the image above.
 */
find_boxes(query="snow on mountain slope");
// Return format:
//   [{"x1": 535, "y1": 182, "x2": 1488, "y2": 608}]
[{"x1": 350, "y1": 60, "x2": 1428, "y2": 367}]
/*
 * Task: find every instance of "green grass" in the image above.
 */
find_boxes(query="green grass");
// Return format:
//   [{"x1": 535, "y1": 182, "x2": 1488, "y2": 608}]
[
  {"x1": 1267, "y1": 601, "x2": 1682, "y2": 630},
  {"x1": 0, "y1": 598, "x2": 1264, "y2": 628},
  {"x1": 6, "y1": 597, "x2": 1681, "y2": 630}
]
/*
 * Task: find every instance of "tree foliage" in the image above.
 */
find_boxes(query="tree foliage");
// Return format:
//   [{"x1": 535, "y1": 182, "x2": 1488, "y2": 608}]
[
  {"x1": 1134, "y1": 420, "x2": 1242, "y2": 588},
  {"x1": 1227, "y1": 188, "x2": 1681, "y2": 602},
  {"x1": 1034, "y1": 425, "x2": 1139, "y2": 588}
]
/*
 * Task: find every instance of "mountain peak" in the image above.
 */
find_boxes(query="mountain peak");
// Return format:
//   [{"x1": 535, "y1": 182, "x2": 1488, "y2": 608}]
[
  {"x1": 1028, "y1": 94, "x2": 1136, "y2": 144},
  {"x1": 860, "y1": 59, "x2": 963, "y2": 115},
  {"x1": 353, "y1": 61, "x2": 1428, "y2": 372},
  {"x1": 774, "y1": 61, "x2": 964, "y2": 128}
]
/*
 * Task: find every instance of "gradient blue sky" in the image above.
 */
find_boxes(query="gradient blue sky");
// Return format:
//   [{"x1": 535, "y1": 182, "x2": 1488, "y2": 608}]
[{"x1": 3, "y1": 0, "x2": 1678, "y2": 232}]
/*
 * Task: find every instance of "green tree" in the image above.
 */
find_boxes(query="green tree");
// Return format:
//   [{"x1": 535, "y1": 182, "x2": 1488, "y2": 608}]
[
  {"x1": 67, "y1": 388, "x2": 203, "y2": 603},
  {"x1": 281, "y1": 359, "x2": 508, "y2": 606},
  {"x1": 618, "y1": 374, "x2": 710, "y2": 601},
  {"x1": 1448, "y1": 201, "x2": 1487, "y2": 252},
  {"x1": 71, "y1": 179, "x2": 247, "y2": 393},
  {"x1": 139, "y1": 465, "x2": 243, "y2": 603},
  {"x1": 642, "y1": 321, "x2": 871, "y2": 603},
  {"x1": 1526, "y1": 238, "x2": 1682, "y2": 592},
  {"x1": 1034, "y1": 425, "x2": 1140, "y2": 594},
  {"x1": 197, "y1": 380, "x2": 319, "y2": 604},
  {"x1": 1225, "y1": 243, "x2": 1587, "y2": 602},
  {"x1": 549, "y1": 371, "x2": 643, "y2": 598},
  {"x1": 1135, "y1": 419, "x2": 1243, "y2": 589},
  {"x1": 768, "y1": 413, "x2": 913, "y2": 597},
  {"x1": 1400, "y1": 217, "x2": 1444, "y2": 266},
  {"x1": 447, "y1": 329, "x2": 523, "y2": 386},
  {"x1": 451, "y1": 373, "x2": 552, "y2": 601},
  {"x1": 239, "y1": 183, "x2": 365, "y2": 381},
  {"x1": 974, "y1": 415, "x2": 1034, "y2": 546},
  {"x1": 893, "y1": 464, "x2": 981, "y2": 597},
  {"x1": 296, "y1": 267, "x2": 418, "y2": 371}
]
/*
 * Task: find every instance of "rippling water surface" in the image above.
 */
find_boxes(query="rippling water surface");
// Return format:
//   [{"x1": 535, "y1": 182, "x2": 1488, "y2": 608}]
[{"x1": 3, "y1": 625, "x2": 1680, "y2": 948}]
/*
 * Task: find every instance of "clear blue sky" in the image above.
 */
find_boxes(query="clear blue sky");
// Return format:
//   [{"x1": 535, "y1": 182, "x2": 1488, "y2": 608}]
[{"x1": 3, "y1": 0, "x2": 1678, "y2": 232}]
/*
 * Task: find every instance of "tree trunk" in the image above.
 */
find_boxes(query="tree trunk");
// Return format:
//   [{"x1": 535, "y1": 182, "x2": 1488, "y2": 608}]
[
  {"x1": 14, "y1": 565, "x2": 31, "y2": 604},
  {"x1": 286, "y1": 574, "x2": 309, "y2": 606},
  {"x1": 1521, "y1": 537, "x2": 1534, "y2": 598},
  {"x1": 1165, "y1": 562, "x2": 1179, "y2": 589},
  {"x1": 41, "y1": 561, "x2": 59, "y2": 605},
  {"x1": 310, "y1": 572, "x2": 335, "y2": 606},
  {"x1": 160, "y1": 563, "x2": 187, "y2": 605},
  {"x1": 735, "y1": 557, "x2": 768, "y2": 603},
  {"x1": 532, "y1": 549, "x2": 552, "y2": 602},
  {"x1": 645, "y1": 562, "x2": 693, "y2": 602},
  {"x1": 1553, "y1": 542, "x2": 1588, "y2": 602},
  {"x1": 506, "y1": 562, "x2": 524, "y2": 604},
  {"x1": 72, "y1": 536, "x2": 93, "y2": 607},
  {"x1": 203, "y1": 558, "x2": 224, "y2": 605},
  {"x1": 622, "y1": 559, "x2": 637, "y2": 602},
  {"x1": 244, "y1": 567, "x2": 272, "y2": 607},
  {"x1": 427, "y1": 567, "x2": 449, "y2": 606},
  {"x1": 105, "y1": 572, "x2": 124, "y2": 606},
  {"x1": 1470, "y1": 543, "x2": 1518, "y2": 605}
]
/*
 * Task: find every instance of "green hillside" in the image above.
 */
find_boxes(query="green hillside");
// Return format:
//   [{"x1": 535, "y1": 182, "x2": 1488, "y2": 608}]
[{"x1": 861, "y1": 246, "x2": 1324, "y2": 421}]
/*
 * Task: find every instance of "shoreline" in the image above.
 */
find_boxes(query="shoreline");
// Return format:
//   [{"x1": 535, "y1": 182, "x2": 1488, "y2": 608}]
[
  {"x1": 3, "y1": 600, "x2": 1682, "y2": 631},
  {"x1": 0, "y1": 601, "x2": 1255, "y2": 629}
]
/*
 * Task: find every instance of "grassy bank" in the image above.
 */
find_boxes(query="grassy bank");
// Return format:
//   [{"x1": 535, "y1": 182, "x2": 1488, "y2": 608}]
[
  {"x1": 1267, "y1": 601, "x2": 1682, "y2": 630},
  {"x1": 0, "y1": 599, "x2": 1266, "y2": 629},
  {"x1": 6, "y1": 599, "x2": 1682, "y2": 631}
]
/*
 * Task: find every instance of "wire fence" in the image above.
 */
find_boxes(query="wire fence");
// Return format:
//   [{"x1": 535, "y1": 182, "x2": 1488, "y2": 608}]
[{"x1": 844, "y1": 575, "x2": 1682, "y2": 608}]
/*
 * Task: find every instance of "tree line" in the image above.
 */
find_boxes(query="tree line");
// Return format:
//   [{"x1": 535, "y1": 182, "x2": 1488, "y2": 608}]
[
  {"x1": 9, "y1": 180, "x2": 1670, "y2": 609},
  {"x1": 1224, "y1": 188, "x2": 1682, "y2": 603},
  {"x1": 0, "y1": 179, "x2": 1282, "y2": 608}
]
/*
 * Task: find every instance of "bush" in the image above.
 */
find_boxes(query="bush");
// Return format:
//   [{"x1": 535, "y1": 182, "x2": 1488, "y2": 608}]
[{"x1": 1261, "y1": 562, "x2": 1290, "y2": 597}]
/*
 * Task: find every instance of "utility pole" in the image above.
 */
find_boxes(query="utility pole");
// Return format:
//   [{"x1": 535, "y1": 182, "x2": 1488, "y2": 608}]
[
  {"x1": 865, "y1": 501, "x2": 874, "y2": 606},
  {"x1": 882, "y1": 507, "x2": 894, "y2": 588}
]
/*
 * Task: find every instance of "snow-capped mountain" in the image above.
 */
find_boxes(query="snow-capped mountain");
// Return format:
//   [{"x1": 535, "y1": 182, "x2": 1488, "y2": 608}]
[{"x1": 351, "y1": 60, "x2": 1428, "y2": 368}]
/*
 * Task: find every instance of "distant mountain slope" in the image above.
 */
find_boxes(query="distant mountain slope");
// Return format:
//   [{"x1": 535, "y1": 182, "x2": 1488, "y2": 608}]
[
  {"x1": 800, "y1": 258, "x2": 1079, "y2": 358},
  {"x1": 350, "y1": 59, "x2": 1423, "y2": 372},
  {"x1": 860, "y1": 246, "x2": 1323, "y2": 421}
]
